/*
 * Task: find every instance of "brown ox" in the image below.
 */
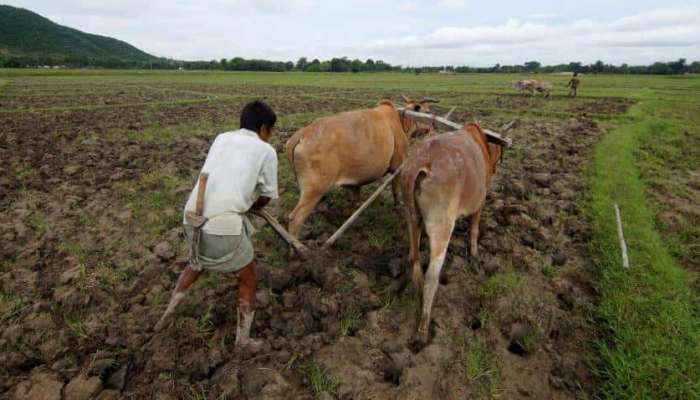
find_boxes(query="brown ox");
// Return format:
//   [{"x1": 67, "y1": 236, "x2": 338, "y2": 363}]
[
  {"x1": 400, "y1": 123, "x2": 503, "y2": 343},
  {"x1": 285, "y1": 97, "x2": 437, "y2": 240},
  {"x1": 513, "y1": 79, "x2": 552, "y2": 98}
]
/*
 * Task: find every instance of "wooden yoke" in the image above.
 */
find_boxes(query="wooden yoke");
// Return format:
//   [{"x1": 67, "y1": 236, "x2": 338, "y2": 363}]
[{"x1": 398, "y1": 108, "x2": 513, "y2": 147}]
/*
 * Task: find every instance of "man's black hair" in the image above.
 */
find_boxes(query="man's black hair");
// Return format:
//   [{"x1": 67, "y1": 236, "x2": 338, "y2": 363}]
[{"x1": 240, "y1": 100, "x2": 277, "y2": 133}]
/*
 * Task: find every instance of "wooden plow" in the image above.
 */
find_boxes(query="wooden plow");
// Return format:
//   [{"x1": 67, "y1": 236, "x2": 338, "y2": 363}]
[{"x1": 253, "y1": 110, "x2": 515, "y2": 257}]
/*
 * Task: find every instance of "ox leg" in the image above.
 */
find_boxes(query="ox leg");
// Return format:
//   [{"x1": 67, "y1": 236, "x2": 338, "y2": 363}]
[
  {"x1": 392, "y1": 177, "x2": 401, "y2": 210},
  {"x1": 288, "y1": 188, "x2": 324, "y2": 243},
  {"x1": 347, "y1": 186, "x2": 362, "y2": 209},
  {"x1": 416, "y1": 220, "x2": 454, "y2": 344},
  {"x1": 469, "y1": 208, "x2": 483, "y2": 257}
]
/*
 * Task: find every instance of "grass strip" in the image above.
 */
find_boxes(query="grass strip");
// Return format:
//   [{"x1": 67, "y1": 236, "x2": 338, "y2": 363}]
[{"x1": 588, "y1": 103, "x2": 700, "y2": 399}]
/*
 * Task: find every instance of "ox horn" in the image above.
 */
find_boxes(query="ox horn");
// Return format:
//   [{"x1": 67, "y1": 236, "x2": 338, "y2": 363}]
[
  {"x1": 401, "y1": 94, "x2": 411, "y2": 103},
  {"x1": 420, "y1": 97, "x2": 440, "y2": 103}
]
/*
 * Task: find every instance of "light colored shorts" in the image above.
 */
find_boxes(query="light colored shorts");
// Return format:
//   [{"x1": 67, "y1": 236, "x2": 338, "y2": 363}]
[{"x1": 184, "y1": 219, "x2": 254, "y2": 273}]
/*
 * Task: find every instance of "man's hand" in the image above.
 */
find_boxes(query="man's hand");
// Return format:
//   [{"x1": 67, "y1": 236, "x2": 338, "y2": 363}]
[{"x1": 251, "y1": 196, "x2": 271, "y2": 211}]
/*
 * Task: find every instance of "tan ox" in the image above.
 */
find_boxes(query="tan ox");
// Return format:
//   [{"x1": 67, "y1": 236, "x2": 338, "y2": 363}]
[
  {"x1": 513, "y1": 79, "x2": 552, "y2": 97},
  {"x1": 286, "y1": 97, "x2": 436, "y2": 240},
  {"x1": 400, "y1": 123, "x2": 503, "y2": 343}
]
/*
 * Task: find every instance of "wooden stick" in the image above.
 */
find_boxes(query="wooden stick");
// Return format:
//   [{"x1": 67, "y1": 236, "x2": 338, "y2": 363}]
[
  {"x1": 195, "y1": 173, "x2": 209, "y2": 216},
  {"x1": 614, "y1": 204, "x2": 630, "y2": 268},
  {"x1": 323, "y1": 168, "x2": 402, "y2": 249},
  {"x1": 399, "y1": 108, "x2": 513, "y2": 147},
  {"x1": 251, "y1": 209, "x2": 310, "y2": 259}
]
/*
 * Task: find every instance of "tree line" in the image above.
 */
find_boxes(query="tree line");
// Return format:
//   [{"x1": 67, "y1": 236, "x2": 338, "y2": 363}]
[{"x1": 1, "y1": 55, "x2": 698, "y2": 75}]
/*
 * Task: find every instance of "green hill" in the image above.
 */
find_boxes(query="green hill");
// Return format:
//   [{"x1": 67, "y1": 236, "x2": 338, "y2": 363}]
[{"x1": 0, "y1": 5, "x2": 157, "y2": 62}]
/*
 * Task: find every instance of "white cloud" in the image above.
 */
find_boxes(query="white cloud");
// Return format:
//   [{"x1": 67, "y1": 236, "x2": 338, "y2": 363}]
[
  {"x1": 214, "y1": 0, "x2": 311, "y2": 14},
  {"x1": 365, "y1": 8, "x2": 700, "y2": 65},
  {"x1": 528, "y1": 13, "x2": 558, "y2": 20},
  {"x1": 6, "y1": 1, "x2": 700, "y2": 66},
  {"x1": 438, "y1": 0, "x2": 468, "y2": 8}
]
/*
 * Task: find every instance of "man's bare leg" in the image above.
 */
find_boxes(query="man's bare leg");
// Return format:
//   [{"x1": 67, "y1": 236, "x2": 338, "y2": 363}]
[
  {"x1": 154, "y1": 266, "x2": 202, "y2": 331},
  {"x1": 235, "y1": 260, "x2": 262, "y2": 349}
]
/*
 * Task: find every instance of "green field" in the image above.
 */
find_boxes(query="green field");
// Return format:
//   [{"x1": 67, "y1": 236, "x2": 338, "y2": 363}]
[{"x1": 1, "y1": 69, "x2": 698, "y2": 399}]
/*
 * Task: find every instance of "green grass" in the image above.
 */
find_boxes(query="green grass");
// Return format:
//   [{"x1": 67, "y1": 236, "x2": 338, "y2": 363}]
[
  {"x1": 185, "y1": 384, "x2": 226, "y2": 400},
  {"x1": 636, "y1": 110, "x2": 700, "y2": 271},
  {"x1": 117, "y1": 168, "x2": 192, "y2": 236},
  {"x1": 2, "y1": 70, "x2": 700, "y2": 398},
  {"x1": 303, "y1": 358, "x2": 340, "y2": 397},
  {"x1": 64, "y1": 313, "x2": 89, "y2": 339},
  {"x1": 339, "y1": 311, "x2": 360, "y2": 336},
  {"x1": 478, "y1": 264, "x2": 521, "y2": 300},
  {"x1": 455, "y1": 332, "x2": 500, "y2": 399},
  {"x1": 587, "y1": 101, "x2": 700, "y2": 399}
]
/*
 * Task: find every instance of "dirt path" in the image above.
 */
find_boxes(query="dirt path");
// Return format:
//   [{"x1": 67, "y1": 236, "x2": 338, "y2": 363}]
[{"x1": 0, "y1": 79, "x2": 630, "y2": 399}]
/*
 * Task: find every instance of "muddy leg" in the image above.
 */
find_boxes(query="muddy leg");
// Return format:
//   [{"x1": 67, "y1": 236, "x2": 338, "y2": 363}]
[
  {"x1": 469, "y1": 208, "x2": 483, "y2": 257},
  {"x1": 416, "y1": 220, "x2": 454, "y2": 343},
  {"x1": 154, "y1": 265, "x2": 202, "y2": 331},
  {"x1": 235, "y1": 260, "x2": 262, "y2": 350}
]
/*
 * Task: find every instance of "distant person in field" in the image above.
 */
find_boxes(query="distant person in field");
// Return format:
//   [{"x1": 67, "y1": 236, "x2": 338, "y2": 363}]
[
  {"x1": 154, "y1": 100, "x2": 278, "y2": 351},
  {"x1": 567, "y1": 72, "x2": 581, "y2": 97}
]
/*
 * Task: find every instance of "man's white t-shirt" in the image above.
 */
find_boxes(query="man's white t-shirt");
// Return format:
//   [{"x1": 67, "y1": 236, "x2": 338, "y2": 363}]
[{"x1": 183, "y1": 129, "x2": 278, "y2": 235}]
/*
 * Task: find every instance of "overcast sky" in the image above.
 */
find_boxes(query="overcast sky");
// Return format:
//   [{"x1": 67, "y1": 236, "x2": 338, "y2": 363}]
[{"x1": 7, "y1": 0, "x2": 700, "y2": 66}]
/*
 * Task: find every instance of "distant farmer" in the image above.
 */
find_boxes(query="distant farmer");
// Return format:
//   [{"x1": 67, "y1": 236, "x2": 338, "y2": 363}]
[
  {"x1": 567, "y1": 72, "x2": 581, "y2": 97},
  {"x1": 154, "y1": 100, "x2": 278, "y2": 351}
]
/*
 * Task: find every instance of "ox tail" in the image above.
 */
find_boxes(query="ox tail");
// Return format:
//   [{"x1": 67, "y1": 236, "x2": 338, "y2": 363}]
[
  {"x1": 402, "y1": 164, "x2": 429, "y2": 287},
  {"x1": 402, "y1": 165, "x2": 430, "y2": 234},
  {"x1": 285, "y1": 132, "x2": 303, "y2": 184}
]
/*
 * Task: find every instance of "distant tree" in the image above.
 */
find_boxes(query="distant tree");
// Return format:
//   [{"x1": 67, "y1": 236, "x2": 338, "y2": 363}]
[
  {"x1": 592, "y1": 60, "x2": 605, "y2": 73},
  {"x1": 649, "y1": 62, "x2": 672, "y2": 75},
  {"x1": 567, "y1": 62, "x2": 582, "y2": 73},
  {"x1": 330, "y1": 57, "x2": 349, "y2": 72},
  {"x1": 296, "y1": 57, "x2": 308, "y2": 71},
  {"x1": 350, "y1": 58, "x2": 363, "y2": 73},
  {"x1": 524, "y1": 60, "x2": 541, "y2": 72},
  {"x1": 689, "y1": 61, "x2": 700, "y2": 74},
  {"x1": 669, "y1": 58, "x2": 686, "y2": 74},
  {"x1": 365, "y1": 58, "x2": 375, "y2": 71}
]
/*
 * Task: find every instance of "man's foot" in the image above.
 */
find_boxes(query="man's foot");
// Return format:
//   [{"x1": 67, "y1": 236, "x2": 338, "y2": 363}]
[
  {"x1": 153, "y1": 312, "x2": 173, "y2": 332},
  {"x1": 236, "y1": 337, "x2": 265, "y2": 354}
]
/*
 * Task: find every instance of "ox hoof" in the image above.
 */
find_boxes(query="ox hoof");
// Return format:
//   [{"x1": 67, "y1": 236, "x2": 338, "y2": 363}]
[{"x1": 409, "y1": 331, "x2": 430, "y2": 353}]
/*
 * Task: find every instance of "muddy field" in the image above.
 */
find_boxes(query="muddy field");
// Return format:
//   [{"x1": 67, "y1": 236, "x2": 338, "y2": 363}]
[{"x1": 0, "y1": 75, "x2": 632, "y2": 399}]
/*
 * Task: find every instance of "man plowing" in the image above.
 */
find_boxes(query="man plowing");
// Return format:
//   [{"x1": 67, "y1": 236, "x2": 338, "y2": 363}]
[{"x1": 154, "y1": 100, "x2": 278, "y2": 351}]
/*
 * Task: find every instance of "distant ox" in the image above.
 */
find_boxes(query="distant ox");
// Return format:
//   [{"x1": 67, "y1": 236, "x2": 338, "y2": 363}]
[
  {"x1": 400, "y1": 122, "x2": 503, "y2": 344},
  {"x1": 285, "y1": 96, "x2": 437, "y2": 240},
  {"x1": 513, "y1": 80, "x2": 552, "y2": 98}
]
